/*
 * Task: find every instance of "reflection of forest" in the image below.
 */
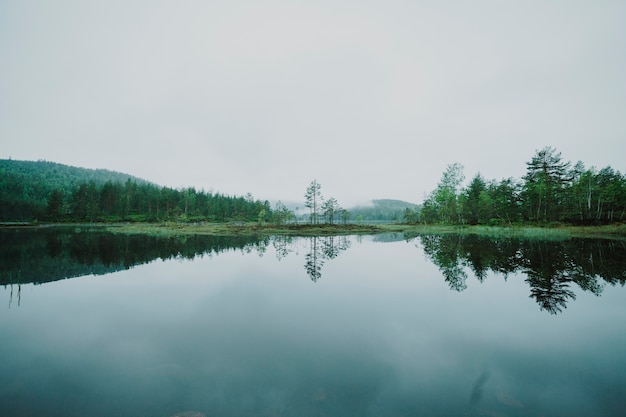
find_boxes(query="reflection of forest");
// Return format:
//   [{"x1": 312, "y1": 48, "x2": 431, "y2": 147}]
[
  {"x1": 0, "y1": 230, "x2": 352, "y2": 292},
  {"x1": 0, "y1": 228, "x2": 268, "y2": 286},
  {"x1": 417, "y1": 234, "x2": 626, "y2": 314},
  {"x1": 5, "y1": 229, "x2": 622, "y2": 313}
]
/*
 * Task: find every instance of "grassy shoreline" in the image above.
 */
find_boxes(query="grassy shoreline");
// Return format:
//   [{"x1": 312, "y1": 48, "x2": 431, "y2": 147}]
[
  {"x1": 110, "y1": 222, "x2": 626, "y2": 240},
  {"x1": 102, "y1": 222, "x2": 389, "y2": 237},
  {"x1": 3, "y1": 222, "x2": 626, "y2": 239}
]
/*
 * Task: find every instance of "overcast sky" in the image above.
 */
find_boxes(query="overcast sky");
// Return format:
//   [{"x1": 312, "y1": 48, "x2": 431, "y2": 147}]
[{"x1": 1, "y1": 1, "x2": 625, "y2": 206}]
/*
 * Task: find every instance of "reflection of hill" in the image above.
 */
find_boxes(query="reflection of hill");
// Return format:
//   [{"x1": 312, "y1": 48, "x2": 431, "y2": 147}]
[
  {"x1": 371, "y1": 233, "x2": 407, "y2": 243},
  {"x1": 417, "y1": 234, "x2": 626, "y2": 314},
  {"x1": 0, "y1": 228, "x2": 266, "y2": 285}
]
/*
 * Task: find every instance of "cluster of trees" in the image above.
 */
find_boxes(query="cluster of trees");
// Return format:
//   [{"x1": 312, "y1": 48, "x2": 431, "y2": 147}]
[
  {"x1": 303, "y1": 180, "x2": 350, "y2": 224},
  {"x1": 412, "y1": 147, "x2": 626, "y2": 225}
]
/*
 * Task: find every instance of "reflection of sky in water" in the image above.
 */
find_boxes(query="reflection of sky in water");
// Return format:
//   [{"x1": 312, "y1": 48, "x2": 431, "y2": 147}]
[{"x1": 1, "y1": 236, "x2": 626, "y2": 416}]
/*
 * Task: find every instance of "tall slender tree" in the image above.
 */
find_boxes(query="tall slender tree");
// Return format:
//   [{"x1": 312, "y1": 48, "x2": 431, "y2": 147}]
[
  {"x1": 433, "y1": 163, "x2": 465, "y2": 223},
  {"x1": 304, "y1": 180, "x2": 323, "y2": 224},
  {"x1": 46, "y1": 189, "x2": 64, "y2": 221}
]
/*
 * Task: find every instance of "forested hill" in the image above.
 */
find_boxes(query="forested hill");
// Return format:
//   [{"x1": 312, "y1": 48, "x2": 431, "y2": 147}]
[
  {"x1": 349, "y1": 199, "x2": 420, "y2": 222},
  {"x1": 0, "y1": 159, "x2": 268, "y2": 222},
  {"x1": 1, "y1": 159, "x2": 149, "y2": 193},
  {"x1": 0, "y1": 159, "x2": 149, "y2": 221}
]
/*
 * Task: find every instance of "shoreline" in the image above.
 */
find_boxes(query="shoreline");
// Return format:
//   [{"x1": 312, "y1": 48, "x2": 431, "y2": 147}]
[{"x1": 3, "y1": 222, "x2": 625, "y2": 239}]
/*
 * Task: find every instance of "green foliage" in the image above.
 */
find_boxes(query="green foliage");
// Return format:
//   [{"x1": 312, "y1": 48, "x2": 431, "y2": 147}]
[
  {"x1": 322, "y1": 197, "x2": 339, "y2": 224},
  {"x1": 271, "y1": 201, "x2": 294, "y2": 225},
  {"x1": 522, "y1": 146, "x2": 571, "y2": 222},
  {"x1": 460, "y1": 174, "x2": 487, "y2": 225},
  {"x1": 402, "y1": 207, "x2": 419, "y2": 224},
  {"x1": 420, "y1": 163, "x2": 465, "y2": 224},
  {"x1": 302, "y1": 180, "x2": 349, "y2": 225},
  {"x1": 0, "y1": 159, "x2": 269, "y2": 223},
  {"x1": 304, "y1": 179, "x2": 323, "y2": 224},
  {"x1": 420, "y1": 147, "x2": 626, "y2": 226}
]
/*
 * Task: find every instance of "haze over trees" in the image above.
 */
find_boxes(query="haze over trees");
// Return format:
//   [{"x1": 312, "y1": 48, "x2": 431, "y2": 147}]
[
  {"x1": 350, "y1": 199, "x2": 420, "y2": 223},
  {"x1": 416, "y1": 146, "x2": 626, "y2": 225}
]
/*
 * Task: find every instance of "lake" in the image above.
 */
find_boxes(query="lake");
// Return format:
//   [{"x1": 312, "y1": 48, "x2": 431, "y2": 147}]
[{"x1": 1, "y1": 228, "x2": 626, "y2": 417}]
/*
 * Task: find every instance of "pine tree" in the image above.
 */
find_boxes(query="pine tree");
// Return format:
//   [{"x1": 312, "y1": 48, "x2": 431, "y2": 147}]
[{"x1": 304, "y1": 180, "x2": 323, "y2": 224}]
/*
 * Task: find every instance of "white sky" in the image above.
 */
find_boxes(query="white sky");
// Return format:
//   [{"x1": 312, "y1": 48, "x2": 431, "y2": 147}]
[{"x1": 1, "y1": 0, "x2": 625, "y2": 207}]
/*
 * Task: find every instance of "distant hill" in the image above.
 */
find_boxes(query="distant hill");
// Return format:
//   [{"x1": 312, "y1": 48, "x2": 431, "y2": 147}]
[
  {"x1": 348, "y1": 199, "x2": 420, "y2": 222},
  {"x1": 1, "y1": 159, "x2": 149, "y2": 191},
  {"x1": 271, "y1": 198, "x2": 420, "y2": 223}
]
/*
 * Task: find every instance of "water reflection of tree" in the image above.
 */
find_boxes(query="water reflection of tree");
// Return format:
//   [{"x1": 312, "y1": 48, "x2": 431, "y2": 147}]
[
  {"x1": 420, "y1": 234, "x2": 468, "y2": 291},
  {"x1": 271, "y1": 235, "x2": 351, "y2": 282},
  {"x1": 521, "y1": 242, "x2": 578, "y2": 314},
  {"x1": 305, "y1": 237, "x2": 323, "y2": 282},
  {"x1": 272, "y1": 235, "x2": 296, "y2": 261},
  {"x1": 0, "y1": 230, "x2": 354, "y2": 298},
  {"x1": 417, "y1": 234, "x2": 626, "y2": 314},
  {"x1": 304, "y1": 236, "x2": 351, "y2": 282},
  {"x1": 526, "y1": 270, "x2": 576, "y2": 314}
]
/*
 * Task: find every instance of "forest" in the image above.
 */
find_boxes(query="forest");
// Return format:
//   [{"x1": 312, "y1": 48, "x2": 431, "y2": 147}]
[
  {"x1": 2, "y1": 146, "x2": 625, "y2": 226},
  {"x1": 0, "y1": 159, "x2": 270, "y2": 223},
  {"x1": 409, "y1": 146, "x2": 626, "y2": 226}
]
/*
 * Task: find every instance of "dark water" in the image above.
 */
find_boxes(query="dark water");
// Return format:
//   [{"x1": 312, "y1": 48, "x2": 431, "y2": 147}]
[{"x1": 1, "y1": 229, "x2": 626, "y2": 417}]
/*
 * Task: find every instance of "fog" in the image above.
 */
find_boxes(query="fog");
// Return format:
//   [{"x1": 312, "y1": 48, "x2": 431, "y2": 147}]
[{"x1": 1, "y1": 1, "x2": 624, "y2": 206}]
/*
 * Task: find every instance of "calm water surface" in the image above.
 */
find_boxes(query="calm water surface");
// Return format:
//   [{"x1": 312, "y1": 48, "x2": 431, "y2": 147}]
[{"x1": 1, "y1": 229, "x2": 625, "y2": 417}]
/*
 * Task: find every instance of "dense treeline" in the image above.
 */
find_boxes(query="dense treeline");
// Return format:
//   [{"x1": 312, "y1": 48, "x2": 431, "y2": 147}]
[
  {"x1": 410, "y1": 147, "x2": 626, "y2": 225},
  {"x1": 50, "y1": 180, "x2": 268, "y2": 223},
  {"x1": 0, "y1": 159, "x2": 270, "y2": 222}
]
